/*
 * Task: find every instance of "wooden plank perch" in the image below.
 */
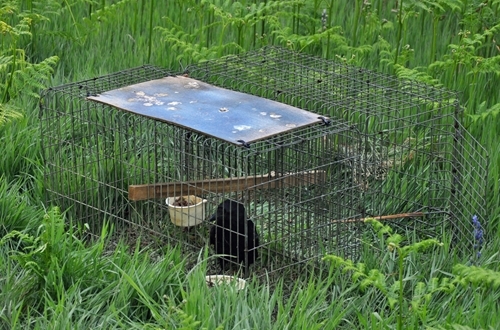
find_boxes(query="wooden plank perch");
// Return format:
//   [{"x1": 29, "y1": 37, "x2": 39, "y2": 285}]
[
  {"x1": 128, "y1": 170, "x2": 326, "y2": 201},
  {"x1": 331, "y1": 212, "x2": 425, "y2": 224}
]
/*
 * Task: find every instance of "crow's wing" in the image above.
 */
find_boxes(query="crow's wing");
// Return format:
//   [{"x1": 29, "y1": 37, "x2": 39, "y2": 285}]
[
  {"x1": 209, "y1": 225, "x2": 216, "y2": 245},
  {"x1": 247, "y1": 219, "x2": 259, "y2": 261}
]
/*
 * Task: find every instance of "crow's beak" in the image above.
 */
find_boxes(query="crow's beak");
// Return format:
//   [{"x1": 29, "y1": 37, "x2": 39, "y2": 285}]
[{"x1": 208, "y1": 213, "x2": 216, "y2": 222}]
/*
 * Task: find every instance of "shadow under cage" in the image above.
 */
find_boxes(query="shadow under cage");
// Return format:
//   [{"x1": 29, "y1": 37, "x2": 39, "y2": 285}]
[{"x1": 40, "y1": 46, "x2": 488, "y2": 276}]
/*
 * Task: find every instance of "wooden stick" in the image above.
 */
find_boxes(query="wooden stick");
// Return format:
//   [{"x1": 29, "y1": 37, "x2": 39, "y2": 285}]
[
  {"x1": 331, "y1": 211, "x2": 425, "y2": 224},
  {"x1": 128, "y1": 170, "x2": 326, "y2": 201}
]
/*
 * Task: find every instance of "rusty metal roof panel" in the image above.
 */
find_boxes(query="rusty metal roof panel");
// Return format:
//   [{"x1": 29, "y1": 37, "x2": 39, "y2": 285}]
[{"x1": 87, "y1": 76, "x2": 322, "y2": 145}]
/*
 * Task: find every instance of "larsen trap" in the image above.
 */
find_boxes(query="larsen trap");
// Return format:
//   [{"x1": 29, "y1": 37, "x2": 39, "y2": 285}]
[{"x1": 40, "y1": 46, "x2": 487, "y2": 275}]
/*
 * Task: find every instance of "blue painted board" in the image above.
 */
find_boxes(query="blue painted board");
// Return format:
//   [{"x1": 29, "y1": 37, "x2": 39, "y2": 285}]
[{"x1": 88, "y1": 76, "x2": 322, "y2": 145}]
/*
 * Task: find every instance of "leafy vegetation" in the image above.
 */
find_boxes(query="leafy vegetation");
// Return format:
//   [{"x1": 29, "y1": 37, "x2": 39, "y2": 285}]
[
  {"x1": 1, "y1": 0, "x2": 499, "y2": 328},
  {"x1": 325, "y1": 218, "x2": 500, "y2": 329}
]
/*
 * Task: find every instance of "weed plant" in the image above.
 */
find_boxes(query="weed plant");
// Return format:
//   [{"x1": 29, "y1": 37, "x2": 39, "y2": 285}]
[{"x1": 324, "y1": 218, "x2": 500, "y2": 329}]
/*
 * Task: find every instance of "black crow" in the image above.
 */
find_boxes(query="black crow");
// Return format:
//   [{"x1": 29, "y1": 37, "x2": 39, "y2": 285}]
[{"x1": 208, "y1": 199, "x2": 259, "y2": 271}]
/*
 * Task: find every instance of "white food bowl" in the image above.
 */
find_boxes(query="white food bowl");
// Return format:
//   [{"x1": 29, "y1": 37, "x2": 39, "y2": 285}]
[
  {"x1": 166, "y1": 195, "x2": 207, "y2": 227},
  {"x1": 205, "y1": 275, "x2": 247, "y2": 290}
]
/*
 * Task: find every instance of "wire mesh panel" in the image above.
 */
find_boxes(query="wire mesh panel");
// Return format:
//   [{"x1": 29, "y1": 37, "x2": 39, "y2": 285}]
[
  {"x1": 187, "y1": 46, "x2": 488, "y2": 255},
  {"x1": 40, "y1": 65, "x2": 174, "y2": 231},
  {"x1": 40, "y1": 47, "x2": 488, "y2": 276}
]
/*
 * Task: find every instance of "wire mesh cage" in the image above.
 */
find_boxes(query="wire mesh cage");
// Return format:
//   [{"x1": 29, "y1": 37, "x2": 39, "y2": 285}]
[{"x1": 40, "y1": 47, "x2": 488, "y2": 276}]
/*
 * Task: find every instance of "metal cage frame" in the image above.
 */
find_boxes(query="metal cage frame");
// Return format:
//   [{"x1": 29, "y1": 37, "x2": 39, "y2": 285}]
[{"x1": 40, "y1": 47, "x2": 488, "y2": 276}]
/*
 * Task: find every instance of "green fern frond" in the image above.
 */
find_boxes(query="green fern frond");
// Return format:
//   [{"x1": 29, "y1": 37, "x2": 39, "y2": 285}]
[
  {"x1": 2, "y1": 54, "x2": 58, "y2": 101},
  {"x1": 364, "y1": 218, "x2": 393, "y2": 236},
  {"x1": 467, "y1": 103, "x2": 500, "y2": 123},
  {"x1": 401, "y1": 239, "x2": 442, "y2": 255},
  {"x1": 453, "y1": 264, "x2": 500, "y2": 289},
  {"x1": 393, "y1": 64, "x2": 442, "y2": 86},
  {"x1": 0, "y1": 101, "x2": 23, "y2": 125}
]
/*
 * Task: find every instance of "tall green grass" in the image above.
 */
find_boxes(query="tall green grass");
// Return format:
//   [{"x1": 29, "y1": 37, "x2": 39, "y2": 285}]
[{"x1": 1, "y1": 207, "x2": 498, "y2": 328}]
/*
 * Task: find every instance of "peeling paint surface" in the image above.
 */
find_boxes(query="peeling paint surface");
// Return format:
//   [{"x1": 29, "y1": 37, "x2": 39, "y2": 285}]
[{"x1": 88, "y1": 76, "x2": 322, "y2": 145}]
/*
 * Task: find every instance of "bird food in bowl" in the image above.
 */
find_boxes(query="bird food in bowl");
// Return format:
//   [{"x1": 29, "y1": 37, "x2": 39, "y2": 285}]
[
  {"x1": 205, "y1": 275, "x2": 246, "y2": 290},
  {"x1": 166, "y1": 195, "x2": 207, "y2": 227}
]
